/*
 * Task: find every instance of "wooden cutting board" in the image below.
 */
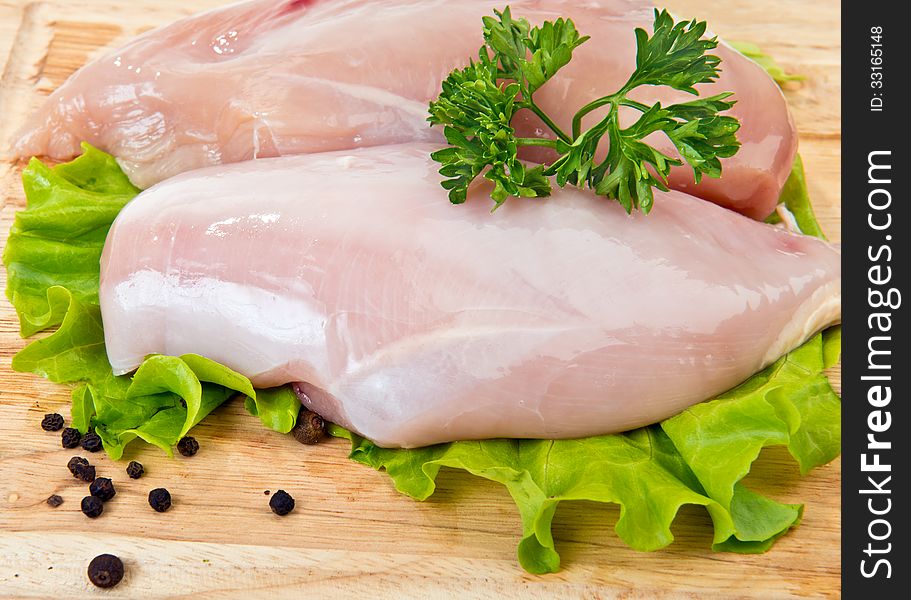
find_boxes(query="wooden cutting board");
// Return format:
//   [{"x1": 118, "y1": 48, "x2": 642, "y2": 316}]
[{"x1": 0, "y1": 1, "x2": 841, "y2": 597}]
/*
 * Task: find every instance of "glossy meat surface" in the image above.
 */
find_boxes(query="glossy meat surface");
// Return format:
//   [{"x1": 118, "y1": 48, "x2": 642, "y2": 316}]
[
  {"x1": 99, "y1": 144, "x2": 840, "y2": 447},
  {"x1": 15, "y1": 0, "x2": 795, "y2": 218}
]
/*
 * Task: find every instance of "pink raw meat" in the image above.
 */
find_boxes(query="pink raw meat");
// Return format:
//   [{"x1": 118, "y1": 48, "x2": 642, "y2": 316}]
[
  {"x1": 99, "y1": 143, "x2": 840, "y2": 447},
  {"x1": 15, "y1": 0, "x2": 795, "y2": 218}
]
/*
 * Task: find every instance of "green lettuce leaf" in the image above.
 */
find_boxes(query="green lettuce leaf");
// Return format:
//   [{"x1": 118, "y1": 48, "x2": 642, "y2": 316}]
[
  {"x1": 3, "y1": 146, "x2": 298, "y2": 457},
  {"x1": 729, "y1": 41, "x2": 805, "y2": 86},
  {"x1": 730, "y1": 44, "x2": 821, "y2": 236},
  {"x1": 329, "y1": 331, "x2": 839, "y2": 573},
  {"x1": 325, "y1": 140, "x2": 840, "y2": 572},
  {"x1": 3, "y1": 144, "x2": 138, "y2": 336},
  {"x1": 766, "y1": 154, "x2": 827, "y2": 239},
  {"x1": 4, "y1": 145, "x2": 840, "y2": 574},
  {"x1": 10, "y1": 285, "x2": 260, "y2": 458},
  {"x1": 244, "y1": 386, "x2": 301, "y2": 434}
]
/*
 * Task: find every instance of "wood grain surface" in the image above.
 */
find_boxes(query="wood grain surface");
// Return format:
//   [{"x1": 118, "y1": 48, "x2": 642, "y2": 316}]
[{"x1": 0, "y1": 1, "x2": 841, "y2": 598}]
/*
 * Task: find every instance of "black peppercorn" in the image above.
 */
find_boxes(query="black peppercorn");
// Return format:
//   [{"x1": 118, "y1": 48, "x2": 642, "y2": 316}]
[
  {"x1": 290, "y1": 408, "x2": 326, "y2": 445},
  {"x1": 269, "y1": 490, "x2": 295, "y2": 516},
  {"x1": 76, "y1": 464, "x2": 96, "y2": 483},
  {"x1": 176, "y1": 436, "x2": 199, "y2": 457},
  {"x1": 87, "y1": 554, "x2": 124, "y2": 588},
  {"x1": 81, "y1": 431, "x2": 103, "y2": 453},
  {"x1": 126, "y1": 461, "x2": 144, "y2": 479},
  {"x1": 41, "y1": 413, "x2": 65, "y2": 431},
  {"x1": 148, "y1": 488, "x2": 172, "y2": 512},
  {"x1": 90, "y1": 477, "x2": 116, "y2": 502},
  {"x1": 61, "y1": 427, "x2": 81, "y2": 449},
  {"x1": 46, "y1": 494, "x2": 63, "y2": 508},
  {"x1": 67, "y1": 456, "x2": 96, "y2": 482},
  {"x1": 81, "y1": 495, "x2": 104, "y2": 518},
  {"x1": 67, "y1": 456, "x2": 88, "y2": 474}
]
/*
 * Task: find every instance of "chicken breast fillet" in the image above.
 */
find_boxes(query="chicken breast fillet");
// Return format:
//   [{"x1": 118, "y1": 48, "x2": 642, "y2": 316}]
[
  {"x1": 15, "y1": 0, "x2": 795, "y2": 219},
  {"x1": 99, "y1": 143, "x2": 840, "y2": 448}
]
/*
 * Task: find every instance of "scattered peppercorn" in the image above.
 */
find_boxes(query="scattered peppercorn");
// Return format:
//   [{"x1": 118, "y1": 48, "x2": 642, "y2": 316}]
[
  {"x1": 81, "y1": 430, "x2": 103, "y2": 453},
  {"x1": 290, "y1": 408, "x2": 326, "y2": 445},
  {"x1": 264, "y1": 490, "x2": 270, "y2": 495},
  {"x1": 67, "y1": 456, "x2": 89, "y2": 474},
  {"x1": 81, "y1": 495, "x2": 104, "y2": 518},
  {"x1": 46, "y1": 494, "x2": 64, "y2": 508},
  {"x1": 269, "y1": 490, "x2": 295, "y2": 516},
  {"x1": 87, "y1": 554, "x2": 124, "y2": 589},
  {"x1": 76, "y1": 464, "x2": 96, "y2": 483},
  {"x1": 61, "y1": 427, "x2": 81, "y2": 449},
  {"x1": 41, "y1": 413, "x2": 65, "y2": 431},
  {"x1": 176, "y1": 436, "x2": 199, "y2": 457},
  {"x1": 148, "y1": 488, "x2": 172, "y2": 512},
  {"x1": 90, "y1": 477, "x2": 116, "y2": 502},
  {"x1": 67, "y1": 456, "x2": 96, "y2": 482},
  {"x1": 126, "y1": 461, "x2": 144, "y2": 479}
]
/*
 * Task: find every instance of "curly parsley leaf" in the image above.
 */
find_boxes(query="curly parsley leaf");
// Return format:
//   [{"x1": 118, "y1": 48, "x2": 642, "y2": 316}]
[{"x1": 429, "y1": 7, "x2": 741, "y2": 213}]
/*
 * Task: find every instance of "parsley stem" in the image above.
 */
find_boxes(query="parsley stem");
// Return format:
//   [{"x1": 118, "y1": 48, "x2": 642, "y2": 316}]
[
  {"x1": 571, "y1": 96, "x2": 615, "y2": 139},
  {"x1": 428, "y1": 8, "x2": 739, "y2": 211},
  {"x1": 619, "y1": 98, "x2": 650, "y2": 112},
  {"x1": 523, "y1": 99, "x2": 572, "y2": 144},
  {"x1": 572, "y1": 97, "x2": 651, "y2": 139},
  {"x1": 516, "y1": 138, "x2": 559, "y2": 148},
  {"x1": 590, "y1": 111, "x2": 620, "y2": 180}
]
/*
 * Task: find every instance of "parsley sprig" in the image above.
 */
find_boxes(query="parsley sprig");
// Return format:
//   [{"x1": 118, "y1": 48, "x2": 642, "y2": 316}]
[{"x1": 428, "y1": 7, "x2": 741, "y2": 213}]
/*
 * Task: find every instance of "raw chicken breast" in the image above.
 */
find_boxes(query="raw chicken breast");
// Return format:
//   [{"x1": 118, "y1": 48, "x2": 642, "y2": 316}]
[
  {"x1": 15, "y1": 0, "x2": 795, "y2": 219},
  {"x1": 99, "y1": 143, "x2": 840, "y2": 448}
]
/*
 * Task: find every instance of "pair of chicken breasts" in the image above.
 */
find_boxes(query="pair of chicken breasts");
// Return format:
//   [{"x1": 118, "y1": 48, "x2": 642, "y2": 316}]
[{"x1": 15, "y1": 0, "x2": 841, "y2": 447}]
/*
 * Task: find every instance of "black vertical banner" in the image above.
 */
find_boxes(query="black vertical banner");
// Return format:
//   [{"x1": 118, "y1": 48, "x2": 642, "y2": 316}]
[{"x1": 842, "y1": 2, "x2": 905, "y2": 596}]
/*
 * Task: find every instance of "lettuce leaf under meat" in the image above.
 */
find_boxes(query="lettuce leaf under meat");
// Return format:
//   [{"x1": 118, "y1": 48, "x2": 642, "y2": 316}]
[
  {"x1": 329, "y1": 329, "x2": 840, "y2": 573},
  {"x1": 4, "y1": 145, "x2": 138, "y2": 337},
  {"x1": 3, "y1": 146, "x2": 301, "y2": 458},
  {"x1": 729, "y1": 41, "x2": 806, "y2": 86},
  {"x1": 767, "y1": 154, "x2": 828, "y2": 239},
  {"x1": 3, "y1": 146, "x2": 840, "y2": 574}
]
